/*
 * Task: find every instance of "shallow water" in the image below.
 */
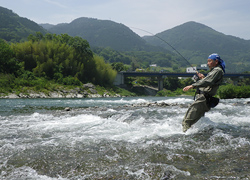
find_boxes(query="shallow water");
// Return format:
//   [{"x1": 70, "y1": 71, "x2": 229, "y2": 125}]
[{"x1": 0, "y1": 97, "x2": 250, "y2": 179}]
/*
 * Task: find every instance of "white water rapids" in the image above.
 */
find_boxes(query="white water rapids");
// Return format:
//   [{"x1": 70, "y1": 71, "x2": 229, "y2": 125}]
[{"x1": 0, "y1": 97, "x2": 250, "y2": 179}]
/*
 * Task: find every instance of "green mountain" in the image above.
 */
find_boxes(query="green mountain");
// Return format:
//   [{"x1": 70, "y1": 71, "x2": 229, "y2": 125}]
[
  {"x1": 0, "y1": 6, "x2": 47, "y2": 42},
  {"x1": 143, "y1": 21, "x2": 250, "y2": 72},
  {"x1": 41, "y1": 17, "x2": 162, "y2": 52},
  {"x1": 1, "y1": 5, "x2": 250, "y2": 73}
]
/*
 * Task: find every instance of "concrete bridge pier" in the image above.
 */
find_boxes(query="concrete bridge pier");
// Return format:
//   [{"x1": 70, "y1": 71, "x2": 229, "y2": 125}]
[
  {"x1": 157, "y1": 76, "x2": 164, "y2": 91},
  {"x1": 113, "y1": 72, "x2": 124, "y2": 86}
]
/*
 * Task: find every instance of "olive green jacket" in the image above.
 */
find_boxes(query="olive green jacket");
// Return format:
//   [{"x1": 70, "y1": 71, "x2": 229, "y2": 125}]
[{"x1": 192, "y1": 65, "x2": 224, "y2": 96}]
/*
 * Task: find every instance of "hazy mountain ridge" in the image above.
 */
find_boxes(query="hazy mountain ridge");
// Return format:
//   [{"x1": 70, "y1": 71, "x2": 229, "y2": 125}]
[
  {"x1": 42, "y1": 17, "x2": 161, "y2": 52},
  {"x1": 1, "y1": 5, "x2": 250, "y2": 72},
  {"x1": 43, "y1": 19, "x2": 250, "y2": 71},
  {"x1": 143, "y1": 21, "x2": 250, "y2": 71}
]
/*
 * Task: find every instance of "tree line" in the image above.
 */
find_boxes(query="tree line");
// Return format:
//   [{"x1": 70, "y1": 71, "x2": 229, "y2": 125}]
[
  {"x1": 1, "y1": 32, "x2": 250, "y2": 99},
  {"x1": 0, "y1": 33, "x2": 117, "y2": 89}
]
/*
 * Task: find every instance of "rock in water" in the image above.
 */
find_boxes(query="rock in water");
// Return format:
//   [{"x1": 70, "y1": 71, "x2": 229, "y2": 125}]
[{"x1": 65, "y1": 107, "x2": 71, "y2": 111}]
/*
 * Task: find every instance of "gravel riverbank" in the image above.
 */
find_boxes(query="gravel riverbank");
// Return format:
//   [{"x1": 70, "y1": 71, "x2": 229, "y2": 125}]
[{"x1": 0, "y1": 83, "x2": 122, "y2": 99}]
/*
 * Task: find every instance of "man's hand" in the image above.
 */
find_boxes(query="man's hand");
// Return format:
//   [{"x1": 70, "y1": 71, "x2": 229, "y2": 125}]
[
  {"x1": 197, "y1": 72, "x2": 205, "y2": 79},
  {"x1": 183, "y1": 85, "x2": 194, "y2": 92}
]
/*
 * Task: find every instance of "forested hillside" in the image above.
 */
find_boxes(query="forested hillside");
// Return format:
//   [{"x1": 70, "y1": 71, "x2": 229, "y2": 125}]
[
  {"x1": 2, "y1": 5, "x2": 250, "y2": 73},
  {"x1": 43, "y1": 18, "x2": 250, "y2": 72},
  {"x1": 0, "y1": 6, "x2": 47, "y2": 42},
  {"x1": 143, "y1": 21, "x2": 250, "y2": 72},
  {"x1": 92, "y1": 47, "x2": 183, "y2": 70},
  {"x1": 41, "y1": 17, "x2": 162, "y2": 52},
  {"x1": 1, "y1": 6, "x2": 250, "y2": 98}
]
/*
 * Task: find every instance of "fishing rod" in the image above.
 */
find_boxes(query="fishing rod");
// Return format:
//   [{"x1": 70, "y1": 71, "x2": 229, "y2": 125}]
[
  {"x1": 130, "y1": 27, "x2": 203, "y2": 100},
  {"x1": 130, "y1": 27, "x2": 198, "y2": 72}
]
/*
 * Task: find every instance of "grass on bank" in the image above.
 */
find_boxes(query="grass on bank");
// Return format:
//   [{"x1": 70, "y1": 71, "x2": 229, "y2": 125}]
[
  {"x1": 218, "y1": 84, "x2": 250, "y2": 99},
  {"x1": 0, "y1": 73, "x2": 135, "y2": 97},
  {"x1": 2, "y1": 73, "x2": 250, "y2": 99}
]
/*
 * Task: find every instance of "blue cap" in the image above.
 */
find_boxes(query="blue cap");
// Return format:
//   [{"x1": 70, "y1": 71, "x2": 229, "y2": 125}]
[
  {"x1": 208, "y1": 53, "x2": 225, "y2": 73},
  {"x1": 208, "y1": 53, "x2": 220, "y2": 60}
]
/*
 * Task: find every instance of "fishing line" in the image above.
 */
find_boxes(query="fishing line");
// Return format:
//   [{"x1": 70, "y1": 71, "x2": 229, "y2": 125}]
[{"x1": 130, "y1": 27, "x2": 197, "y2": 72}]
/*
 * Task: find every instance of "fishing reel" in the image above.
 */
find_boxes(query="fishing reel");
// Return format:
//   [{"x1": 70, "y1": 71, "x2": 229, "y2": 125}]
[{"x1": 192, "y1": 74, "x2": 199, "y2": 82}]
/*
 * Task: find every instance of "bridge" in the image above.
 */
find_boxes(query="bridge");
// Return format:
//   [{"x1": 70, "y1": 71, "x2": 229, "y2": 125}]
[{"x1": 114, "y1": 71, "x2": 250, "y2": 91}]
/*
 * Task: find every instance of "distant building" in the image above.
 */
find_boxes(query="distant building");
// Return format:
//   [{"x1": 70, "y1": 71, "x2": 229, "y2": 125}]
[
  {"x1": 150, "y1": 64, "x2": 157, "y2": 67},
  {"x1": 186, "y1": 64, "x2": 208, "y2": 73},
  {"x1": 150, "y1": 64, "x2": 157, "y2": 71},
  {"x1": 135, "y1": 68, "x2": 144, "y2": 72},
  {"x1": 201, "y1": 64, "x2": 207, "y2": 68},
  {"x1": 186, "y1": 67, "x2": 197, "y2": 73}
]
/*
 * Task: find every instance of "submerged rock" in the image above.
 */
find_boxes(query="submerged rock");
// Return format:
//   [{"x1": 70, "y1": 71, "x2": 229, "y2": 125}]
[
  {"x1": 244, "y1": 101, "x2": 250, "y2": 105},
  {"x1": 65, "y1": 107, "x2": 71, "y2": 111}
]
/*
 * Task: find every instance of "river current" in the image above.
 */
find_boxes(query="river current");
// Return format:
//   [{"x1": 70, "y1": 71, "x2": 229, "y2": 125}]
[{"x1": 0, "y1": 97, "x2": 250, "y2": 179}]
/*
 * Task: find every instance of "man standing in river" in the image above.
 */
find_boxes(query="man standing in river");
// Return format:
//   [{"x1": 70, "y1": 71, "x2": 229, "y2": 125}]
[{"x1": 182, "y1": 53, "x2": 225, "y2": 132}]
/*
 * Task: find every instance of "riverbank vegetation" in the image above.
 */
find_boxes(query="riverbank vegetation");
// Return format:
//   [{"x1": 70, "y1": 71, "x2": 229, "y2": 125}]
[
  {"x1": 218, "y1": 84, "x2": 250, "y2": 99},
  {"x1": 1, "y1": 33, "x2": 250, "y2": 99},
  {"x1": 0, "y1": 73, "x2": 136, "y2": 98},
  {"x1": 1, "y1": 33, "x2": 117, "y2": 85},
  {"x1": 0, "y1": 34, "x2": 130, "y2": 97},
  {"x1": 125, "y1": 75, "x2": 250, "y2": 99}
]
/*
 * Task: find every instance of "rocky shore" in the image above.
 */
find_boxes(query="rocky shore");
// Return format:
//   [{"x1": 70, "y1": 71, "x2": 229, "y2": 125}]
[{"x1": 0, "y1": 83, "x2": 122, "y2": 99}]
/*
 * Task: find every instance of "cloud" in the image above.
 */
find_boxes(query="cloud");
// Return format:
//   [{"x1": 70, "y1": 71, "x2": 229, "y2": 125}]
[{"x1": 43, "y1": 0, "x2": 68, "y2": 9}]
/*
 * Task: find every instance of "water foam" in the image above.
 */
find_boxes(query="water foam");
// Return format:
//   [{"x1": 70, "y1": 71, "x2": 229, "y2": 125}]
[
  {"x1": 1, "y1": 166, "x2": 67, "y2": 180},
  {"x1": 1, "y1": 97, "x2": 250, "y2": 179}
]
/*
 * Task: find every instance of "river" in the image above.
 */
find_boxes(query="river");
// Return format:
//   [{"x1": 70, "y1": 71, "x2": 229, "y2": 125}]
[{"x1": 0, "y1": 97, "x2": 250, "y2": 179}]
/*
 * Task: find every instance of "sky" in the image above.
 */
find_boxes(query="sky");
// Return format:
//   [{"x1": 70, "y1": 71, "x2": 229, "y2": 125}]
[{"x1": 1, "y1": 0, "x2": 250, "y2": 40}]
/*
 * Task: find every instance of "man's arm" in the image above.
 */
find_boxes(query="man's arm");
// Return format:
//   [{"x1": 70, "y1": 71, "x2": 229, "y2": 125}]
[
  {"x1": 192, "y1": 68, "x2": 223, "y2": 88},
  {"x1": 183, "y1": 72, "x2": 204, "y2": 92},
  {"x1": 183, "y1": 85, "x2": 194, "y2": 92}
]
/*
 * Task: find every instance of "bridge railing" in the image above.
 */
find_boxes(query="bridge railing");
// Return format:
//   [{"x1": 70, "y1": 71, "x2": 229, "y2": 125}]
[
  {"x1": 121, "y1": 71, "x2": 250, "y2": 77},
  {"x1": 115, "y1": 71, "x2": 250, "y2": 90}
]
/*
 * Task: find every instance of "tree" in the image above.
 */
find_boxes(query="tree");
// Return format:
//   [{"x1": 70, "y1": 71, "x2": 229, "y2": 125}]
[
  {"x1": 0, "y1": 39, "x2": 20, "y2": 74},
  {"x1": 111, "y1": 62, "x2": 126, "y2": 72},
  {"x1": 92, "y1": 55, "x2": 117, "y2": 86},
  {"x1": 164, "y1": 77, "x2": 181, "y2": 91},
  {"x1": 10, "y1": 34, "x2": 117, "y2": 86}
]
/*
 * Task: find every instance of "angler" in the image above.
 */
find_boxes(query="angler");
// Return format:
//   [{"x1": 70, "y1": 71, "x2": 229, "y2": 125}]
[
  {"x1": 130, "y1": 27, "x2": 225, "y2": 132},
  {"x1": 182, "y1": 53, "x2": 225, "y2": 132}
]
